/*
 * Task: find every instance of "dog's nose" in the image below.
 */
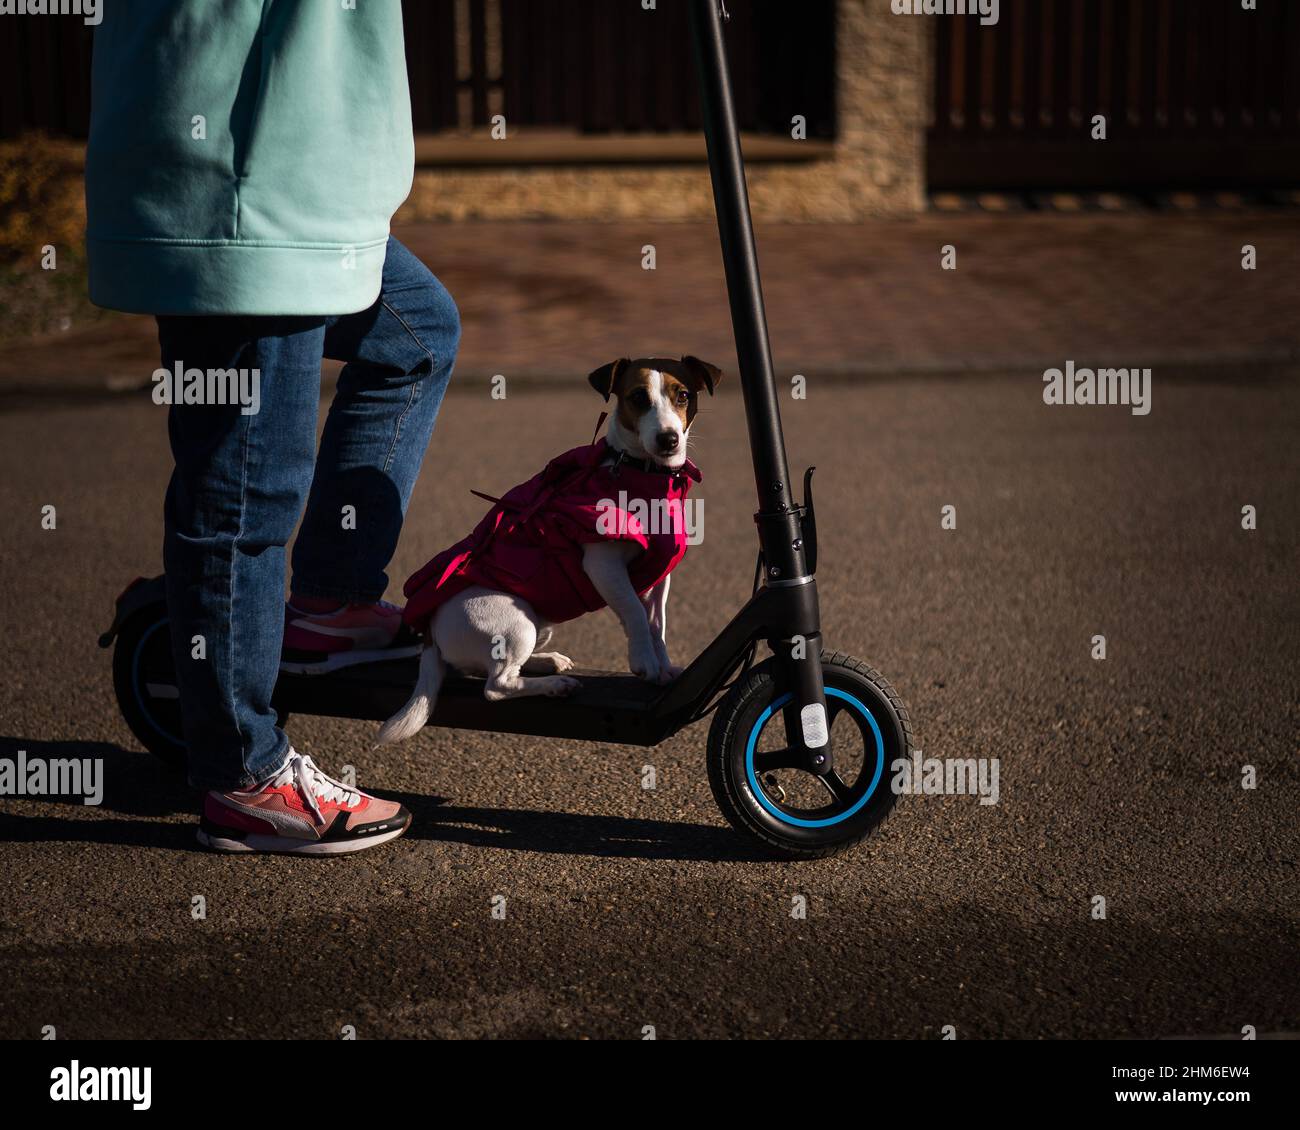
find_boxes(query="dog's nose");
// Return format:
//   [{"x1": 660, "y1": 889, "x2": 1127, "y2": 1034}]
[{"x1": 657, "y1": 430, "x2": 680, "y2": 453}]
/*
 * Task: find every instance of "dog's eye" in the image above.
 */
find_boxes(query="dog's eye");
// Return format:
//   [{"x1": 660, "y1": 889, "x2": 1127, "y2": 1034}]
[
  {"x1": 629, "y1": 389, "x2": 651, "y2": 409},
  {"x1": 675, "y1": 389, "x2": 691, "y2": 406}
]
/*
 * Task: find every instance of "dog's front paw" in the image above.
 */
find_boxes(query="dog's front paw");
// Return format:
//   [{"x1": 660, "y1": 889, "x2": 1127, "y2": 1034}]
[
  {"x1": 545, "y1": 675, "x2": 581, "y2": 696},
  {"x1": 629, "y1": 643, "x2": 667, "y2": 684}
]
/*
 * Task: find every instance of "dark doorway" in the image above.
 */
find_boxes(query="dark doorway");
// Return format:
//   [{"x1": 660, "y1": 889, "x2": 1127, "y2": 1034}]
[
  {"x1": 413, "y1": 0, "x2": 837, "y2": 139},
  {"x1": 0, "y1": 1, "x2": 836, "y2": 143},
  {"x1": 928, "y1": 0, "x2": 1300, "y2": 190}
]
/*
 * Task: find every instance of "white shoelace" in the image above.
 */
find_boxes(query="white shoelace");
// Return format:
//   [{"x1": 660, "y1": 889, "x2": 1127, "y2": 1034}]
[{"x1": 269, "y1": 750, "x2": 361, "y2": 823}]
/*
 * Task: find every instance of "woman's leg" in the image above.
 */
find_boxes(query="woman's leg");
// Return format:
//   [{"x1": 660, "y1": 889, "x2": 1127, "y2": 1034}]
[
  {"x1": 290, "y1": 238, "x2": 461, "y2": 604},
  {"x1": 158, "y1": 314, "x2": 327, "y2": 790}
]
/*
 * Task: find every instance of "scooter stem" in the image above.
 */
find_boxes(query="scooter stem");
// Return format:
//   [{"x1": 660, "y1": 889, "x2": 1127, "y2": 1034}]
[{"x1": 689, "y1": 0, "x2": 811, "y2": 588}]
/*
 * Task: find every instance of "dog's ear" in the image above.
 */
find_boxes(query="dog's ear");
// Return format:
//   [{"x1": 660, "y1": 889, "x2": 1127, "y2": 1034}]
[
  {"x1": 680, "y1": 355, "x2": 722, "y2": 396},
  {"x1": 588, "y1": 358, "x2": 629, "y2": 401}
]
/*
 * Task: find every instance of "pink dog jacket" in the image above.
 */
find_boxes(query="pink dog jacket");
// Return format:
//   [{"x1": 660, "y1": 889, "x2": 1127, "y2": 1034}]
[{"x1": 402, "y1": 438, "x2": 701, "y2": 631}]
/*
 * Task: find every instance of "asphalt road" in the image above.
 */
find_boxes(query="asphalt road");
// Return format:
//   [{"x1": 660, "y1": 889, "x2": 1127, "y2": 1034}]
[{"x1": 1, "y1": 369, "x2": 1297, "y2": 1039}]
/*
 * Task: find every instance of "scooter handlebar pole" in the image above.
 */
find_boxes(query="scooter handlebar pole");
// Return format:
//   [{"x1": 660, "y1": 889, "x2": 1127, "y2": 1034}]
[
  {"x1": 689, "y1": 0, "x2": 811, "y2": 588},
  {"x1": 690, "y1": 1, "x2": 829, "y2": 769}
]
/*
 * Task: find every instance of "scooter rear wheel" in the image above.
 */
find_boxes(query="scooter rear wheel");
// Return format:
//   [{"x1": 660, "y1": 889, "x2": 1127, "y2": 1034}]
[
  {"x1": 111, "y1": 603, "x2": 188, "y2": 770},
  {"x1": 707, "y1": 650, "x2": 911, "y2": 859},
  {"x1": 110, "y1": 602, "x2": 292, "y2": 771}
]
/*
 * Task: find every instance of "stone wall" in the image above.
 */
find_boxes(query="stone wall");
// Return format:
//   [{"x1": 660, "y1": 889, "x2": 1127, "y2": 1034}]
[{"x1": 399, "y1": 0, "x2": 930, "y2": 223}]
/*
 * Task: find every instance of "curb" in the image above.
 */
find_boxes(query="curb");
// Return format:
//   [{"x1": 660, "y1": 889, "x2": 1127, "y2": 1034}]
[{"x1": 3, "y1": 350, "x2": 1298, "y2": 412}]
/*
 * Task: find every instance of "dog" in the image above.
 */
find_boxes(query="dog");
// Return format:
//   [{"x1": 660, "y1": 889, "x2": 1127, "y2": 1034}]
[{"x1": 376, "y1": 355, "x2": 721, "y2": 744}]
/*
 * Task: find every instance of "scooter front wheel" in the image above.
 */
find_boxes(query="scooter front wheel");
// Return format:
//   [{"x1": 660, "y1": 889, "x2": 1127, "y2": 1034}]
[{"x1": 707, "y1": 651, "x2": 911, "y2": 859}]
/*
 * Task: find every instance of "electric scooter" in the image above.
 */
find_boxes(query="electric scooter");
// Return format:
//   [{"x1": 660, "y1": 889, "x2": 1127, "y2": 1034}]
[{"x1": 100, "y1": 0, "x2": 914, "y2": 859}]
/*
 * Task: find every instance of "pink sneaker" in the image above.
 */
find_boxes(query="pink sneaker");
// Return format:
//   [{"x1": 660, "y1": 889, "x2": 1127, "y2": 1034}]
[
  {"x1": 280, "y1": 597, "x2": 420, "y2": 675},
  {"x1": 197, "y1": 749, "x2": 411, "y2": 855}
]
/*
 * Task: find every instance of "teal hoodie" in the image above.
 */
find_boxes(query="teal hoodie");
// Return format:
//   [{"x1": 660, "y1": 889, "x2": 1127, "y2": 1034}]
[{"x1": 86, "y1": 0, "x2": 414, "y2": 316}]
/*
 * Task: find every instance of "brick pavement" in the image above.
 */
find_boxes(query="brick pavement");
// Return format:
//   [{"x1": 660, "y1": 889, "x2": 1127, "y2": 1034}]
[{"x1": 3, "y1": 212, "x2": 1297, "y2": 399}]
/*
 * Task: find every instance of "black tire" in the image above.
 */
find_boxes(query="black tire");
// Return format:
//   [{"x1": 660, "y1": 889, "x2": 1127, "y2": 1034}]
[
  {"x1": 111, "y1": 604, "x2": 296, "y2": 771},
  {"x1": 707, "y1": 650, "x2": 912, "y2": 859},
  {"x1": 111, "y1": 603, "x2": 295, "y2": 769},
  {"x1": 111, "y1": 603, "x2": 188, "y2": 770}
]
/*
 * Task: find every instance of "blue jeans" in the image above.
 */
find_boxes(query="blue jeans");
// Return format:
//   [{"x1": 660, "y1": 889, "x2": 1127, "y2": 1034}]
[{"x1": 157, "y1": 238, "x2": 459, "y2": 791}]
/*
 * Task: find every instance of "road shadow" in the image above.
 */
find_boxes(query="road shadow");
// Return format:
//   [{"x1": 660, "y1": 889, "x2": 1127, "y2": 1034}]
[
  {"x1": 0, "y1": 809, "x2": 198, "y2": 851},
  {"x1": 0, "y1": 735, "x2": 192, "y2": 815},
  {"x1": 6, "y1": 892, "x2": 1298, "y2": 1039},
  {"x1": 0, "y1": 734, "x2": 196, "y2": 852},
  {"x1": 0, "y1": 737, "x2": 762, "y2": 862},
  {"x1": 392, "y1": 790, "x2": 766, "y2": 862}
]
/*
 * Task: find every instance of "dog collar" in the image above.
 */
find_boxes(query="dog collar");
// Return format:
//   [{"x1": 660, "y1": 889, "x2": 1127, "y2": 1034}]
[
  {"x1": 588, "y1": 421, "x2": 700, "y2": 481},
  {"x1": 606, "y1": 448, "x2": 686, "y2": 477}
]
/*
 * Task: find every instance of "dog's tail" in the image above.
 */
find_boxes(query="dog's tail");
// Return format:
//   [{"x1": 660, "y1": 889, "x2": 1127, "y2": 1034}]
[{"x1": 377, "y1": 642, "x2": 445, "y2": 744}]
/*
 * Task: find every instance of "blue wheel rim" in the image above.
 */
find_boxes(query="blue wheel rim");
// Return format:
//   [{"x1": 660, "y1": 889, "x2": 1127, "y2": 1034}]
[{"x1": 744, "y1": 687, "x2": 886, "y2": 828}]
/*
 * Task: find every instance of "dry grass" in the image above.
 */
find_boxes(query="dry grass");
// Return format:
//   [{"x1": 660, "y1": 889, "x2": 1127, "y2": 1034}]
[
  {"x1": 0, "y1": 132, "x2": 105, "y2": 343},
  {"x1": 0, "y1": 132, "x2": 85, "y2": 264}
]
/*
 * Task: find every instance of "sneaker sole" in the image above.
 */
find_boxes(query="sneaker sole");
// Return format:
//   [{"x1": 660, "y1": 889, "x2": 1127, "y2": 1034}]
[
  {"x1": 278, "y1": 644, "x2": 422, "y2": 676},
  {"x1": 196, "y1": 822, "x2": 409, "y2": 856}
]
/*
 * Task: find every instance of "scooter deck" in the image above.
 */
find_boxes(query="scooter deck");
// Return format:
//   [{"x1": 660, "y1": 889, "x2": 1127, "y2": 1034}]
[{"x1": 273, "y1": 659, "x2": 672, "y2": 746}]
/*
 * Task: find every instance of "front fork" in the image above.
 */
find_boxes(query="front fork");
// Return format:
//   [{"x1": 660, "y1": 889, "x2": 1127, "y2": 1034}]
[
  {"x1": 774, "y1": 635, "x2": 831, "y2": 774},
  {"x1": 763, "y1": 467, "x2": 833, "y2": 776}
]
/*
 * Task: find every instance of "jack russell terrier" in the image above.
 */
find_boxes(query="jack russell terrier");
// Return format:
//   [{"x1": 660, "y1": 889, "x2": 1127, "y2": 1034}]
[{"x1": 377, "y1": 355, "x2": 721, "y2": 744}]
